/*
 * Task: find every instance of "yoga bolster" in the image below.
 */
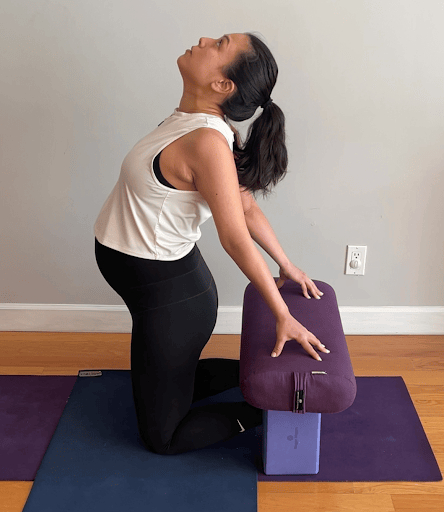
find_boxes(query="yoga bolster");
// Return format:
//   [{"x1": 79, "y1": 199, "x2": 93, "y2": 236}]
[{"x1": 240, "y1": 279, "x2": 356, "y2": 414}]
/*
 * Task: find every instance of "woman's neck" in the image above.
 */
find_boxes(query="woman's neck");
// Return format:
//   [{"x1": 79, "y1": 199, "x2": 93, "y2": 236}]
[{"x1": 177, "y1": 93, "x2": 225, "y2": 120}]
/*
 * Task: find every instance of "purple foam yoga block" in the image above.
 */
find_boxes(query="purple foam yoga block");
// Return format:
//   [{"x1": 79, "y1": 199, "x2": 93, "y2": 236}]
[
  {"x1": 263, "y1": 411, "x2": 321, "y2": 475},
  {"x1": 240, "y1": 279, "x2": 356, "y2": 413}
]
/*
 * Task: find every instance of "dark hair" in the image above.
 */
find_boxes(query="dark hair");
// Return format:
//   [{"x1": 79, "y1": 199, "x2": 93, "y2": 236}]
[{"x1": 221, "y1": 33, "x2": 288, "y2": 200}]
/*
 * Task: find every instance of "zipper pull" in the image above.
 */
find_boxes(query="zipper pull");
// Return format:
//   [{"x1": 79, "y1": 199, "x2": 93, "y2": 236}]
[{"x1": 293, "y1": 389, "x2": 305, "y2": 413}]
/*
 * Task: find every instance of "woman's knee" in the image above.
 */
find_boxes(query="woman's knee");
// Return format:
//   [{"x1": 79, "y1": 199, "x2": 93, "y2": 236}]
[{"x1": 141, "y1": 435, "x2": 179, "y2": 456}]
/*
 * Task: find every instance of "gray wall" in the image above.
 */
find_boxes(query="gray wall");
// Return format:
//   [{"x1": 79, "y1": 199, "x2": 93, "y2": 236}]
[{"x1": 1, "y1": 0, "x2": 443, "y2": 309}]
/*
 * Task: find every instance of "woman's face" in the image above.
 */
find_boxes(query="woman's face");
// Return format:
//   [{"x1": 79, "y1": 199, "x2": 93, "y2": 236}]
[{"x1": 177, "y1": 33, "x2": 250, "y2": 89}]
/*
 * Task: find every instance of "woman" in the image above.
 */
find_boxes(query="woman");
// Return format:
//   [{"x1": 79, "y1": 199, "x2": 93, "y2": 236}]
[{"x1": 94, "y1": 32, "x2": 329, "y2": 455}]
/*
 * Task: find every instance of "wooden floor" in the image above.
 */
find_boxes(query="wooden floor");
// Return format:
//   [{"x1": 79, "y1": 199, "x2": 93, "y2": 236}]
[{"x1": 1, "y1": 332, "x2": 443, "y2": 512}]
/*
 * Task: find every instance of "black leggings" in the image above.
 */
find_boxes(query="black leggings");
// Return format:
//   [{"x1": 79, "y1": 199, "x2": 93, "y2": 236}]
[{"x1": 94, "y1": 238, "x2": 262, "y2": 455}]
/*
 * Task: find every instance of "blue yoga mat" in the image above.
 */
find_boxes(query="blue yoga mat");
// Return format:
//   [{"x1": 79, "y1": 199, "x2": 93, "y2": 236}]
[{"x1": 23, "y1": 370, "x2": 259, "y2": 512}]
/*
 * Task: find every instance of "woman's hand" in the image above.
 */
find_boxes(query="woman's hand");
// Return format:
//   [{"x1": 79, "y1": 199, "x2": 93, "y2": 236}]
[
  {"x1": 272, "y1": 312, "x2": 330, "y2": 360},
  {"x1": 273, "y1": 262, "x2": 329, "y2": 359},
  {"x1": 276, "y1": 262, "x2": 324, "y2": 300}
]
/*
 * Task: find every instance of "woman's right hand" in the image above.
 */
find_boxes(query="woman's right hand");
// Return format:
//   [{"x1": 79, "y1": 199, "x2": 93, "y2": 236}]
[{"x1": 272, "y1": 312, "x2": 330, "y2": 360}]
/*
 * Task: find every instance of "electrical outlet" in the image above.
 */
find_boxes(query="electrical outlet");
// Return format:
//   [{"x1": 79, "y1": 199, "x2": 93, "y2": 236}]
[{"x1": 345, "y1": 245, "x2": 367, "y2": 275}]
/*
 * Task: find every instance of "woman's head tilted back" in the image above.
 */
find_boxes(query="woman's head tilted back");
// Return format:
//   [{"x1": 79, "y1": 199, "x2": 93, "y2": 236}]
[
  {"x1": 177, "y1": 33, "x2": 287, "y2": 199},
  {"x1": 221, "y1": 33, "x2": 288, "y2": 199}
]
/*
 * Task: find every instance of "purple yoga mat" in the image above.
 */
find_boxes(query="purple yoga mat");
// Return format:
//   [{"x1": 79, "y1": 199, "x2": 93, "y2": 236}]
[
  {"x1": 257, "y1": 376, "x2": 442, "y2": 481},
  {"x1": 0, "y1": 375, "x2": 77, "y2": 481}
]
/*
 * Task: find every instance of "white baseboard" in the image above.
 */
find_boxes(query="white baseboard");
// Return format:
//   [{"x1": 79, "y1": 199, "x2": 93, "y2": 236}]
[{"x1": 0, "y1": 304, "x2": 443, "y2": 335}]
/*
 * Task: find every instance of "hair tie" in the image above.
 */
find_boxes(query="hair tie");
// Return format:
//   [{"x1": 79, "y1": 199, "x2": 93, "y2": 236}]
[{"x1": 261, "y1": 97, "x2": 273, "y2": 109}]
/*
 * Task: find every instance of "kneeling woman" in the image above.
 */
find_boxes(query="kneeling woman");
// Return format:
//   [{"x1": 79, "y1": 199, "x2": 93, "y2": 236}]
[{"x1": 94, "y1": 32, "x2": 327, "y2": 455}]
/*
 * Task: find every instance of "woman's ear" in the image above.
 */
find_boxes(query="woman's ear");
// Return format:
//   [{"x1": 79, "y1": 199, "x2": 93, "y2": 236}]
[{"x1": 211, "y1": 79, "x2": 235, "y2": 97}]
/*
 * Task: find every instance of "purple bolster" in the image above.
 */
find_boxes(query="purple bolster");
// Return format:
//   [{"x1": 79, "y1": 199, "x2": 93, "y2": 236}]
[{"x1": 240, "y1": 279, "x2": 356, "y2": 414}]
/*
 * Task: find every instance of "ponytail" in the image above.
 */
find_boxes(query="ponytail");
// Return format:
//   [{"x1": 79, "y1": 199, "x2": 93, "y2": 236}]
[{"x1": 221, "y1": 33, "x2": 288, "y2": 200}]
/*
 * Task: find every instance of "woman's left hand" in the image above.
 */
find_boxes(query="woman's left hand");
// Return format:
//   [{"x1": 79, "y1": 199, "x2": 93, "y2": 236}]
[{"x1": 276, "y1": 263, "x2": 324, "y2": 299}]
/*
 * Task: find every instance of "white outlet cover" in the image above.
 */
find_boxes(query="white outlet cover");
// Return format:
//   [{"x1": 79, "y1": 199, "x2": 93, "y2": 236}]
[{"x1": 345, "y1": 245, "x2": 367, "y2": 275}]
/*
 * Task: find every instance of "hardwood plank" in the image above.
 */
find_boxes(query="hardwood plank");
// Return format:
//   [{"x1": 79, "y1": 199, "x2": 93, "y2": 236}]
[
  {"x1": 257, "y1": 482, "x2": 354, "y2": 493},
  {"x1": 199, "y1": 334, "x2": 241, "y2": 360},
  {"x1": 420, "y1": 417, "x2": 444, "y2": 453},
  {"x1": 436, "y1": 452, "x2": 443, "y2": 472},
  {"x1": 41, "y1": 368, "x2": 85, "y2": 375},
  {"x1": 353, "y1": 480, "x2": 444, "y2": 495},
  {"x1": 409, "y1": 394, "x2": 444, "y2": 417},
  {"x1": 412, "y1": 358, "x2": 444, "y2": 371},
  {"x1": 0, "y1": 482, "x2": 33, "y2": 512},
  {"x1": 0, "y1": 367, "x2": 45, "y2": 375},
  {"x1": 391, "y1": 494, "x2": 444, "y2": 511},
  {"x1": 406, "y1": 385, "x2": 444, "y2": 395},
  {"x1": 0, "y1": 332, "x2": 240, "y2": 370},
  {"x1": 257, "y1": 491, "x2": 395, "y2": 512},
  {"x1": 394, "y1": 372, "x2": 444, "y2": 386},
  {"x1": 345, "y1": 335, "x2": 444, "y2": 352},
  {"x1": 351, "y1": 357, "x2": 416, "y2": 372}
]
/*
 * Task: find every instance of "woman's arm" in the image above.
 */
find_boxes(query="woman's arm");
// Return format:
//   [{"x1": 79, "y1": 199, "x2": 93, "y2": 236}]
[
  {"x1": 244, "y1": 201, "x2": 324, "y2": 300},
  {"x1": 187, "y1": 128, "x2": 290, "y2": 320},
  {"x1": 244, "y1": 203, "x2": 291, "y2": 272},
  {"x1": 187, "y1": 128, "x2": 327, "y2": 360}
]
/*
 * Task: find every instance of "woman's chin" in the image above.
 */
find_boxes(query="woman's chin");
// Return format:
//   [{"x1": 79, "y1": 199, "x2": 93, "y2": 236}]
[
  {"x1": 176, "y1": 55, "x2": 187, "y2": 76},
  {"x1": 177, "y1": 51, "x2": 188, "y2": 64}
]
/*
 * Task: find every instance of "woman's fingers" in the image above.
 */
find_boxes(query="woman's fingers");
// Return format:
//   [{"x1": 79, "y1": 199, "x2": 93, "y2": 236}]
[
  {"x1": 272, "y1": 337, "x2": 320, "y2": 360},
  {"x1": 271, "y1": 340, "x2": 285, "y2": 358},
  {"x1": 313, "y1": 283, "x2": 324, "y2": 298},
  {"x1": 311, "y1": 336, "x2": 330, "y2": 354},
  {"x1": 303, "y1": 332, "x2": 331, "y2": 360},
  {"x1": 306, "y1": 280, "x2": 324, "y2": 299},
  {"x1": 301, "y1": 340, "x2": 323, "y2": 361},
  {"x1": 276, "y1": 264, "x2": 324, "y2": 300},
  {"x1": 301, "y1": 282, "x2": 310, "y2": 299},
  {"x1": 273, "y1": 324, "x2": 331, "y2": 360}
]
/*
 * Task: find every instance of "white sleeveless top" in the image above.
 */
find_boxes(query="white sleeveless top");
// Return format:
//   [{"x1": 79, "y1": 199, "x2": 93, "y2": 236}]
[{"x1": 94, "y1": 109, "x2": 235, "y2": 260}]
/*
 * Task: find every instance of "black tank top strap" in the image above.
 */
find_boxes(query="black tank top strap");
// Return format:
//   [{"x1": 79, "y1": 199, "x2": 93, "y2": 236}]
[{"x1": 153, "y1": 151, "x2": 177, "y2": 190}]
